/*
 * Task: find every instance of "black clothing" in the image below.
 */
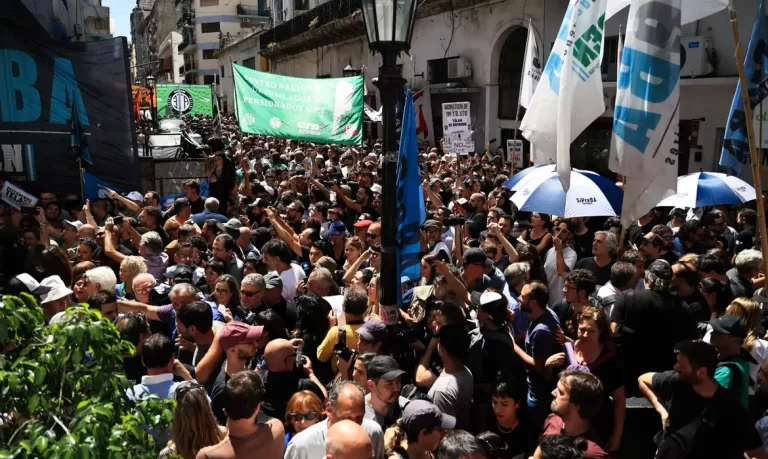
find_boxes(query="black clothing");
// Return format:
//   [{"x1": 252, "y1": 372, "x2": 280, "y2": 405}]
[
  {"x1": 123, "y1": 355, "x2": 147, "y2": 386},
  {"x1": 477, "y1": 404, "x2": 533, "y2": 458},
  {"x1": 610, "y1": 289, "x2": 698, "y2": 395},
  {"x1": 267, "y1": 296, "x2": 297, "y2": 331},
  {"x1": 660, "y1": 250, "x2": 680, "y2": 265},
  {"x1": 736, "y1": 229, "x2": 756, "y2": 253},
  {"x1": 574, "y1": 257, "x2": 614, "y2": 287},
  {"x1": 259, "y1": 368, "x2": 325, "y2": 420},
  {"x1": 627, "y1": 220, "x2": 655, "y2": 247},
  {"x1": 727, "y1": 268, "x2": 754, "y2": 299},
  {"x1": 651, "y1": 370, "x2": 762, "y2": 459},
  {"x1": 679, "y1": 290, "x2": 710, "y2": 323},
  {"x1": 572, "y1": 229, "x2": 594, "y2": 260},
  {"x1": 189, "y1": 196, "x2": 205, "y2": 215}
]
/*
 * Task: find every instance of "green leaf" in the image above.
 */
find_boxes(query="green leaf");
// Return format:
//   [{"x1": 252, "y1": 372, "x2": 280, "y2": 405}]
[
  {"x1": 35, "y1": 435, "x2": 48, "y2": 452},
  {"x1": 34, "y1": 367, "x2": 46, "y2": 385},
  {"x1": 71, "y1": 348, "x2": 83, "y2": 365},
  {"x1": 28, "y1": 393, "x2": 40, "y2": 412}
]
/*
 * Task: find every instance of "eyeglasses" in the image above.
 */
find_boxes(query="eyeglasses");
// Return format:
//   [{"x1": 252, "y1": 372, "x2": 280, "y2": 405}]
[
  {"x1": 289, "y1": 412, "x2": 320, "y2": 422},
  {"x1": 241, "y1": 289, "x2": 261, "y2": 297},
  {"x1": 215, "y1": 288, "x2": 231, "y2": 294}
]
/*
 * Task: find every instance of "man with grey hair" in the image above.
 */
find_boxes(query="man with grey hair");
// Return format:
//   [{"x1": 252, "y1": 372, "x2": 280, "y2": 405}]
[
  {"x1": 610, "y1": 259, "x2": 698, "y2": 395},
  {"x1": 83, "y1": 266, "x2": 117, "y2": 298},
  {"x1": 575, "y1": 230, "x2": 617, "y2": 287},
  {"x1": 190, "y1": 196, "x2": 228, "y2": 227},
  {"x1": 285, "y1": 381, "x2": 384, "y2": 459},
  {"x1": 240, "y1": 273, "x2": 266, "y2": 312},
  {"x1": 139, "y1": 231, "x2": 168, "y2": 279},
  {"x1": 306, "y1": 267, "x2": 336, "y2": 297},
  {"x1": 728, "y1": 248, "x2": 763, "y2": 299},
  {"x1": 118, "y1": 282, "x2": 224, "y2": 337},
  {"x1": 504, "y1": 262, "x2": 531, "y2": 337}
]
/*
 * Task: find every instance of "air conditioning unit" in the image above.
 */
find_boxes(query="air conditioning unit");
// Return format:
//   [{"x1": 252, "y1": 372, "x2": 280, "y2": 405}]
[
  {"x1": 681, "y1": 36, "x2": 713, "y2": 77},
  {"x1": 447, "y1": 57, "x2": 472, "y2": 79}
]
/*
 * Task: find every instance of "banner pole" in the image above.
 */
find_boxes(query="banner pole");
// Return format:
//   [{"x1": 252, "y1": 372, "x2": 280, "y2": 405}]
[
  {"x1": 78, "y1": 158, "x2": 85, "y2": 202},
  {"x1": 728, "y1": 0, "x2": 768, "y2": 276},
  {"x1": 511, "y1": 103, "x2": 522, "y2": 176},
  {"x1": 618, "y1": 225, "x2": 627, "y2": 251}
]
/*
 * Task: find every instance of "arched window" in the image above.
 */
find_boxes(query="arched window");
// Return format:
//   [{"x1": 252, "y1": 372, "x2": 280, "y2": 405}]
[{"x1": 498, "y1": 27, "x2": 529, "y2": 120}]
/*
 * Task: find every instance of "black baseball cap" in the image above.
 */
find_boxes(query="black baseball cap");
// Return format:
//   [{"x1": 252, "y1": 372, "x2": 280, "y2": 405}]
[
  {"x1": 366, "y1": 355, "x2": 406, "y2": 381},
  {"x1": 463, "y1": 247, "x2": 491, "y2": 269},
  {"x1": 165, "y1": 265, "x2": 194, "y2": 283},
  {"x1": 709, "y1": 314, "x2": 747, "y2": 339},
  {"x1": 647, "y1": 259, "x2": 673, "y2": 281},
  {"x1": 402, "y1": 400, "x2": 456, "y2": 431}
]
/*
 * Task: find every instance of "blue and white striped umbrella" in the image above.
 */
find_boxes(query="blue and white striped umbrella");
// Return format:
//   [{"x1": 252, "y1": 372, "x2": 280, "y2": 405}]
[
  {"x1": 511, "y1": 168, "x2": 623, "y2": 217},
  {"x1": 504, "y1": 164, "x2": 552, "y2": 190},
  {"x1": 656, "y1": 172, "x2": 756, "y2": 208}
]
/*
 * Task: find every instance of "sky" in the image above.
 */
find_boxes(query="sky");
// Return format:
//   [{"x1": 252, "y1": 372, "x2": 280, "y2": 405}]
[{"x1": 104, "y1": 0, "x2": 133, "y2": 40}]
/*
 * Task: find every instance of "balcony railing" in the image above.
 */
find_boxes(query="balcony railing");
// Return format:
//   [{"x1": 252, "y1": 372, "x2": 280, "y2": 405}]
[
  {"x1": 237, "y1": 2, "x2": 270, "y2": 17},
  {"x1": 259, "y1": 0, "x2": 361, "y2": 45}
]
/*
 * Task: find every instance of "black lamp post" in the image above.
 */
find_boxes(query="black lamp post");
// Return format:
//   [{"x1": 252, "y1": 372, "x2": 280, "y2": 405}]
[
  {"x1": 145, "y1": 74, "x2": 157, "y2": 129},
  {"x1": 361, "y1": 0, "x2": 417, "y2": 317}
]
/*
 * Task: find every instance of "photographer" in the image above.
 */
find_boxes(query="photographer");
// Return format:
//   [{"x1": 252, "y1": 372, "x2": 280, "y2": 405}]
[{"x1": 318, "y1": 285, "x2": 368, "y2": 374}]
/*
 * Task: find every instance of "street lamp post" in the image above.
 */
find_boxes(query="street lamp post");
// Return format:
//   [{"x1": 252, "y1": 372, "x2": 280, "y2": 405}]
[
  {"x1": 145, "y1": 74, "x2": 157, "y2": 129},
  {"x1": 361, "y1": 0, "x2": 417, "y2": 316}
]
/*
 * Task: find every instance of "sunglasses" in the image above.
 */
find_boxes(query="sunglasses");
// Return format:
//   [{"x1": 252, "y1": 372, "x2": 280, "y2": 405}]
[
  {"x1": 241, "y1": 289, "x2": 261, "y2": 297},
  {"x1": 289, "y1": 412, "x2": 320, "y2": 422}
]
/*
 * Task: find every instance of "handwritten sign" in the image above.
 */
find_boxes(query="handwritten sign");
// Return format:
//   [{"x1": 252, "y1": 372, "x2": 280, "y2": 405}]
[{"x1": 442, "y1": 102, "x2": 471, "y2": 134}]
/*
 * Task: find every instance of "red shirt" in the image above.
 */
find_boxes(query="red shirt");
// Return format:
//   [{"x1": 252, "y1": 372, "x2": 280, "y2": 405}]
[{"x1": 540, "y1": 414, "x2": 610, "y2": 459}]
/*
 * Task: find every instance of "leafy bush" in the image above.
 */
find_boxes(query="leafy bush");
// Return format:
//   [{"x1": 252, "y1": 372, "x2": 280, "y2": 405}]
[{"x1": 0, "y1": 294, "x2": 175, "y2": 458}]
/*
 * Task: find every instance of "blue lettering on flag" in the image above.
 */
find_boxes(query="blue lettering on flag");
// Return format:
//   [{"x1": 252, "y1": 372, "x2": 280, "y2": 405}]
[
  {"x1": 618, "y1": 47, "x2": 680, "y2": 104},
  {"x1": 0, "y1": 50, "x2": 41, "y2": 123},
  {"x1": 50, "y1": 58, "x2": 88, "y2": 125},
  {"x1": 614, "y1": 106, "x2": 662, "y2": 152}
]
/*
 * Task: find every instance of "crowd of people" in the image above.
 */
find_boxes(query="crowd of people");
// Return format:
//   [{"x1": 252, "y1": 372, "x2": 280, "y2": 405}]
[{"x1": 3, "y1": 116, "x2": 768, "y2": 459}]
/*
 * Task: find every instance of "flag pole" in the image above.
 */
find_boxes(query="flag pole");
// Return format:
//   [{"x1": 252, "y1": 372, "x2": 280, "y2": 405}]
[
  {"x1": 511, "y1": 17, "x2": 534, "y2": 176},
  {"x1": 78, "y1": 158, "x2": 85, "y2": 202},
  {"x1": 728, "y1": 0, "x2": 768, "y2": 276}
]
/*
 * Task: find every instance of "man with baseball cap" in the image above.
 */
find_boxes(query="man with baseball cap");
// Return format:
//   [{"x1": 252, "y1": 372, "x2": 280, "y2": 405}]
[
  {"x1": 364, "y1": 355, "x2": 409, "y2": 430},
  {"x1": 709, "y1": 314, "x2": 756, "y2": 410},
  {"x1": 40, "y1": 275, "x2": 73, "y2": 324},
  {"x1": 423, "y1": 220, "x2": 450, "y2": 260},
  {"x1": 210, "y1": 321, "x2": 264, "y2": 425},
  {"x1": 60, "y1": 220, "x2": 82, "y2": 250},
  {"x1": 356, "y1": 319, "x2": 388, "y2": 354},
  {"x1": 390, "y1": 400, "x2": 455, "y2": 458}
]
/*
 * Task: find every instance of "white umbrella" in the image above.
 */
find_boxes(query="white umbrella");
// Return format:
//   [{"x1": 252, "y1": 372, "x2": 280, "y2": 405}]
[
  {"x1": 511, "y1": 168, "x2": 623, "y2": 217},
  {"x1": 656, "y1": 172, "x2": 756, "y2": 208}
]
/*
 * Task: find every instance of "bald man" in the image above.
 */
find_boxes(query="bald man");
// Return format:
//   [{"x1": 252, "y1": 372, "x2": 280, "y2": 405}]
[
  {"x1": 132, "y1": 273, "x2": 156, "y2": 304},
  {"x1": 326, "y1": 420, "x2": 373, "y2": 459},
  {"x1": 260, "y1": 339, "x2": 327, "y2": 419},
  {"x1": 237, "y1": 226, "x2": 259, "y2": 258},
  {"x1": 285, "y1": 381, "x2": 384, "y2": 459}
]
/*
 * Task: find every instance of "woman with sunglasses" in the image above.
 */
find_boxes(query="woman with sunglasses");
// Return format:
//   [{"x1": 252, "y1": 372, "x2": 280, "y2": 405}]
[
  {"x1": 211, "y1": 274, "x2": 240, "y2": 323},
  {"x1": 159, "y1": 382, "x2": 226, "y2": 459},
  {"x1": 284, "y1": 390, "x2": 325, "y2": 447}
]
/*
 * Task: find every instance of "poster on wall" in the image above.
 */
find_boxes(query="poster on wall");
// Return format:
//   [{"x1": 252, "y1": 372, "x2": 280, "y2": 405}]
[
  {"x1": 156, "y1": 84, "x2": 214, "y2": 118},
  {"x1": 0, "y1": 2, "x2": 139, "y2": 194},
  {"x1": 132, "y1": 86, "x2": 153, "y2": 121},
  {"x1": 232, "y1": 63, "x2": 364, "y2": 145}
]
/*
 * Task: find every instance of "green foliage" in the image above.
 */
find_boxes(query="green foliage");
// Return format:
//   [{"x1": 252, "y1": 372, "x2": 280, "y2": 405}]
[{"x1": 0, "y1": 295, "x2": 176, "y2": 458}]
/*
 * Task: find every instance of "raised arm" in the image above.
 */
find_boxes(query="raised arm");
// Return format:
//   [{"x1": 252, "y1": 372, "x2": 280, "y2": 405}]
[
  {"x1": 83, "y1": 200, "x2": 98, "y2": 228},
  {"x1": 331, "y1": 184, "x2": 362, "y2": 214},
  {"x1": 266, "y1": 207, "x2": 302, "y2": 256},
  {"x1": 107, "y1": 188, "x2": 140, "y2": 214},
  {"x1": 342, "y1": 250, "x2": 372, "y2": 285},
  {"x1": 103, "y1": 219, "x2": 127, "y2": 264},
  {"x1": 489, "y1": 223, "x2": 518, "y2": 262}
]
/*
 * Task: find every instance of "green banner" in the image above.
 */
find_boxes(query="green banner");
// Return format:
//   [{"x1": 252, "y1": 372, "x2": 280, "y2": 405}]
[
  {"x1": 156, "y1": 84, "x2": 213, "y2": 118},
  {"x1": 233, "y1": 64, "x2": 364, "y2": 145}
]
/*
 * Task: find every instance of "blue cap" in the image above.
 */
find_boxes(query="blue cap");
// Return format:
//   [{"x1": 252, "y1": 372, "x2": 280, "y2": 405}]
[{"x1": 327, "y1": 220, "x2": 347, "y2": 236}]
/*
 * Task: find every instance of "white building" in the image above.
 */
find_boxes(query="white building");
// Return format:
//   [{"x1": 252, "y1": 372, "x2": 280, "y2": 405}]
[
  {"x1": 158, "y1": 31, "x2": 184, "y2": 83},
  {"x1": 177, "y1": 0, "x2": 270, "y2": 85},
  {"x1": 217, "y1": 0, "x2": 768, "y2": 188}
]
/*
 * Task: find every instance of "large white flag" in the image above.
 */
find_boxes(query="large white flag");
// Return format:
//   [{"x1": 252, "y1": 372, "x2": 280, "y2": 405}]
[
  {"x1": 609, "y1": 0, "x2": 681, "y2": 226},
  {"x1": 519, "y1": 0, "x2": 608, "y2": 191},
  {"x1": 606, "y1": 0, "x2": 726, "y2": 24},
  {"x1": 519, "y1": 18, "x2": 542, "y2": 109}
]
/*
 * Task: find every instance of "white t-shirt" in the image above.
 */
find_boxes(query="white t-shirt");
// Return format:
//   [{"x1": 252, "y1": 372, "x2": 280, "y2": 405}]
[
  {"x1": 278, "y1": 263, "x2": 306, "y2": 303},
  {"x1": 543, "y1": 246, "x2": 577, "y2": 307}
]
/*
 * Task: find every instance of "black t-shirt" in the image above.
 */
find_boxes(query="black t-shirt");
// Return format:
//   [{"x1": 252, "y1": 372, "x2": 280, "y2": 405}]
[
  {"x1": 189, "y1": 196, "x2": 205, "y2": 215},
  {"x1": 477, "y1": 404, "x2": 533, "y2": 458},
  {"x1": 628, "y1": 220, "x2": 655, "y2": 247},
  {"x1": 268, "y1": 297, "x2": 297, "y2": 331},
  {"x1": 260, "y1": 367, "x2": 324, "y2": 420},
  {"x1": 610, "y1": 290, "x2": 699, "y2": 394},
  {"x1": 210, "y1": 363, "x2": 230, "y2": 425},
  {"x1": 572, "y1": 229, "x2": 594, "y2": 260},
  {"x1": 651, "y1": 370, "x2": 762, "y2": 459},
  {"x1": 661, "y1": 250, "x2": 679, "y2": 265},
  {"x1": 679, "y1": 290, "x2": 710, "y2": 323},
  {"x1": 736, "y1": 229, "x2": 756, "y2": 253},
  {"x1": 574, "y1": 257, "x2": 614, "y2": 287},
  {"x1": 124, "y1": 355, "x2": 147, "y2": 386}
]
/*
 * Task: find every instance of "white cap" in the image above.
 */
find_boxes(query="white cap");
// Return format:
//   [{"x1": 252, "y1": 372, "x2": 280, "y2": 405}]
[
  {"x1": 39, "y1": 275, "x2": 73, "y2": 304},
  {"x1": 15, "y1": 273, "x2": 51, "y2": 295},
  {"x1": 64, "y1": 220, "x2": 83, "y2": 231},
  {"x1": 126, "y1": 191, "x2": 144, "y2": 201},
  {"x1": 371, "y1": 184, "x2": 383, "y2": 194}
]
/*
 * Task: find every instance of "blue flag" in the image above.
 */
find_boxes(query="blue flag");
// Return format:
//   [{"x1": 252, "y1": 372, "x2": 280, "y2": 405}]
[
  {"x1": 396, "y1": 90, "x2": 427, "y2": 302},
  {"x1": 719, "y1": 0, "x2": 768, "y2": 173},
  {"x1": 71, "y1": 101, "x2": 93, "y2": 167},
  {"x1": 82, "y1": 170, "x2": 118, "y2": 201}
]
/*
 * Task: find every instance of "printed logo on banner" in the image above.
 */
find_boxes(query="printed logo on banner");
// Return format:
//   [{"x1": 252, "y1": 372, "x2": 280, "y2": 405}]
[
  {"x1": 0, "y1": 181, "x2": 38, "y2": 210},
  {"x1": 270, "y1": 117, "x2": 282, "y2": 129},
  {"x1": 576, "y1": 197, "x2": 596, "y2": 204},
  {"x1": 242, "y1": 113, "x2": 256, "y2": 125},
  {"x1": 168, "y1": 90, "x2": 194, "y2": 115}
]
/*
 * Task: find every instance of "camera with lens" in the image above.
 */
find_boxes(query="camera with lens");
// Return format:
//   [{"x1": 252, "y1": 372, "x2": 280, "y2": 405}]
[
  {"x1": 333, "y1": 328, "x2": 355, "y2": 362},
  {"x1": 232, "y1": 305, "x2": 258, "y2": 325},
  {"x1": 443, "y1": 216, "x2": 466, "y2": 227}
]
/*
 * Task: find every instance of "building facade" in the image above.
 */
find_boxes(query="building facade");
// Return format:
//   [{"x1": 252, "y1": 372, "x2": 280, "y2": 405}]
[
  {"x1": 176, "y1": 0, "x2": 270, "y2": 85},
  {"x1": 22, "y1": 0, "x2": 112, "y2": 42}
]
